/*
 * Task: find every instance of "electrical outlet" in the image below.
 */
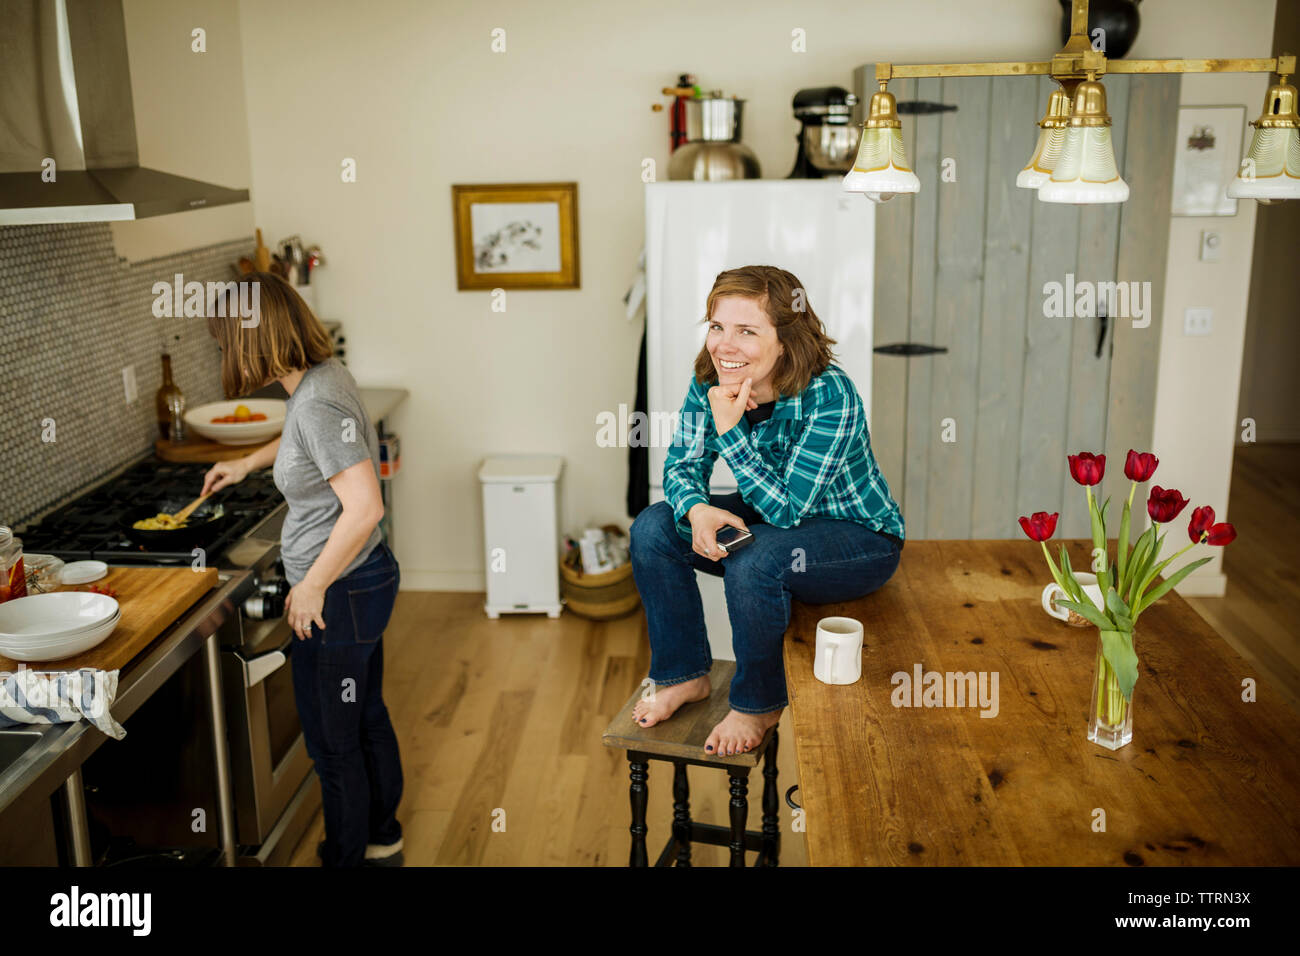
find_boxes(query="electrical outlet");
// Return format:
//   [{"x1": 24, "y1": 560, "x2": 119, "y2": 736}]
[
  {"x1": 1199, "y1": 231, "x2": 1221, "y2": 261},
  {"x1": 122, "y1": 365, "x2": 138, "y2": 403},
  {"x1": 1184, "y1": 308, "x2": 1213, "y2": 337}
]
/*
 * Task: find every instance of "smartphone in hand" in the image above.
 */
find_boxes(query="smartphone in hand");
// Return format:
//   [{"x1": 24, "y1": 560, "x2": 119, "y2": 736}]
[{"x1": 714, "y1": 526, "x2": 754, "y2": 554}]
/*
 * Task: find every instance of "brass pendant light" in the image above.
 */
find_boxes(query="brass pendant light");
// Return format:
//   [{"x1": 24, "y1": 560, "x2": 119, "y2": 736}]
[
  {"x1": 857, "y1": 0, "x2": 1293, "y2": 208},
  {"x1": 1226, "y1": 75, "x2": 1300, "y2": 203},
  {"x1": 1038, "y1": 72, "x2": 1129, "y2": 204},
  {"x1": 841, "y1": 82, "x2": 920, "y2": 202}
]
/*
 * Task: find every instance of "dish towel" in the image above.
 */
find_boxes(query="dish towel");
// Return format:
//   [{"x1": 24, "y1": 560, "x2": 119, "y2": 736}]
[{"x1": 0, "y1": 668, "x2": 126, "y2": 740}]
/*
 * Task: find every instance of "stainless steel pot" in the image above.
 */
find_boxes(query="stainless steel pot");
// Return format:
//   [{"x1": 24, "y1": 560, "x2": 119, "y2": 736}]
[{"x1": 669, "y1": 95, "x2": 762, "y2": 181}]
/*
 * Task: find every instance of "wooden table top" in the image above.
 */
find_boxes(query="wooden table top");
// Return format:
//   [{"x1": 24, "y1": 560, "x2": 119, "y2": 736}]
[{"x1": 782, "y1": 538, "x2": 1300, "y2": 866}]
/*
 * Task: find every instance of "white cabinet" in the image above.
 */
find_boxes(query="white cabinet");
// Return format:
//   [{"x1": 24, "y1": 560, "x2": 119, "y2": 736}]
[{"x1": 479, "y1": 455, "x2": 564, "y2": 619}]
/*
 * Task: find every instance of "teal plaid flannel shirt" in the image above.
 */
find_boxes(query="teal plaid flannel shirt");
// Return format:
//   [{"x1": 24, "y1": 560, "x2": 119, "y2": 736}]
[{"x1": 663, "y1": 363, "x2": 905, "y2": 542}]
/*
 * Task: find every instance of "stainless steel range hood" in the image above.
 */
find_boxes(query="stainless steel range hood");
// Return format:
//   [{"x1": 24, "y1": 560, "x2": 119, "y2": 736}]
[{"x1": 0, "y1": 0, "x2": 250, "y2": 225}]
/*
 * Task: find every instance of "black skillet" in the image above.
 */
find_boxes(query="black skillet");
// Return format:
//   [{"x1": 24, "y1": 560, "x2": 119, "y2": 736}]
[{"x1": 119, "y1": 498, "x2": 228, "y2": 550}]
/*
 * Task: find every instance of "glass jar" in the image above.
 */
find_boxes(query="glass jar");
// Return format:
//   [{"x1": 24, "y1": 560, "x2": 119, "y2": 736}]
[{"x1": 0, "y1": 526, "x2": 28, "y2": 603}]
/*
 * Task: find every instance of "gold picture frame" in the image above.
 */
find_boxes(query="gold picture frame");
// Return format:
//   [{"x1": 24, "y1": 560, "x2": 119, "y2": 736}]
[{"x1": 452, "y1": 182, "x2": 580, "y2": 290}]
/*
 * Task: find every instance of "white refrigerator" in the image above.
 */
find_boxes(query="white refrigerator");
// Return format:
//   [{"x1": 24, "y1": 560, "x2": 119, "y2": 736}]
[{"x1": 644, "y1": 180, "x2": 876, "y2": 661}]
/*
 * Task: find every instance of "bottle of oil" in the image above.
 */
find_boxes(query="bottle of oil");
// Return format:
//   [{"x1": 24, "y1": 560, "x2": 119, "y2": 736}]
[{"x1": 156, "y1": 352, "x2": 186, "y2": 442}]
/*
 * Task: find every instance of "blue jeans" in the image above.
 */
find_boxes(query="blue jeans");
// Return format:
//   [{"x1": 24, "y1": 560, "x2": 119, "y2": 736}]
[
  {"x1": 289, "y1": 541, "x2": 403, "y2": 867},
  {"x1": 629, "y1": 494, "x2": 901, "y2": 714}
]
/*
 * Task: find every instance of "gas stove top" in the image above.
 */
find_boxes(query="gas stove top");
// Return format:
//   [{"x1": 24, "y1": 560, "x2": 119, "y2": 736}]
[{"x1": 19, "y1": 459, "x2": 285, "y2": 568}]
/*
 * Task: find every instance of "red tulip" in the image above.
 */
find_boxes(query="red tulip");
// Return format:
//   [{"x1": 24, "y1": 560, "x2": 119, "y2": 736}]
[
  {"x1": 1146, "y1": 486, "x2": 1190, "y2": 523},
  {"x1": 1188, "y1": 506, "x2": 1237, "y2": 546},
  {"x1": 1068, "y1": 452, "x2": 1106, "y2": 486},
  {"x1": 1188, "y1": 505, "x2": 1214, "y2": 543},
  {"x1": 1018, "y1": 511, "x2": 1060, "y2": 542},
  {"x1": 1124, "y1": 450, "x2": 1159, "y2": 482},
  {"x1": 1205, "y1": 522, "x2": 1237, "y2": 546}
]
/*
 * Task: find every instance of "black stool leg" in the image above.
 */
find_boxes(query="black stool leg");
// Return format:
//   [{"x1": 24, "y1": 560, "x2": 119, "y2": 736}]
[
  {"x1": 628, "y1": 755, "x2": 649, "y2": 867},
  {"x1": 760, "y1": 728, "x2": 780, "y2": 866},
  {"x1": 671, "y1": 761, "x2": 692, "y2": 866},
  {"x1": 727, "y1": 768, "x2": 750, "y2": 867}
]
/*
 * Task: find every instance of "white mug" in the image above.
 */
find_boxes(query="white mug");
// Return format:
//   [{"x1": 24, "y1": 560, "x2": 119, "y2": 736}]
[
  {"x1": 813, "y1": 616, "x2": 864, "y2": 685},
  {"x1": 1041, "y1": 572, "x2": 1103, "y2": 627}
]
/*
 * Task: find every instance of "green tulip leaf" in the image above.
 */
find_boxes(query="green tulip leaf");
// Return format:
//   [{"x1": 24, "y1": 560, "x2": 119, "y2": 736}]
[
  {"x1": 1134, "y1": 557, "x2": 1213, "y2": 617},
  {"x1": 1116, "y1": 497, "x2": 1133, "y2": 592},
  {"x1": 1105, "y1": 588, "x2": 1133, "y2": 632},
  {"x1": 1060, "y1": 544, "x2": 1084, "y2": 603},
  {"x1": 1125, "y1": 527, "x2": 1157, "y2": 605},
  {"x1": 1132, "y1": 531, "x2": 1171, "y2": 609},
  {"x1": 1057, "y1": 598, "x2": 1112, "y2": 631},
  {"x1": 1089, "y1": 491, "x2": 1106, "y2": 554},
  {"x1": 1099, "y1": 628, "x2": 1139, "y2": 700},
  {"x1": 1088, "y1": 494, "x2": 1111, "y2": 594}
]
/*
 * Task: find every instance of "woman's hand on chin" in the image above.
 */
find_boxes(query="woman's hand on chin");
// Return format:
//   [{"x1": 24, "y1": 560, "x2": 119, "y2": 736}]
[
  {"x1": 708, "y1": 377, "x2": 752, "y2": 435},
  {"x1": 687, "y1": 503, "x2": 749, "y2": 562}
]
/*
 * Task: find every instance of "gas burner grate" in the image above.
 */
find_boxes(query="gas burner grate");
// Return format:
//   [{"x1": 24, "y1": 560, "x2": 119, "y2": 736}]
[{"x1": 18, "y1": 459, "x2": 284, "y2": 566}]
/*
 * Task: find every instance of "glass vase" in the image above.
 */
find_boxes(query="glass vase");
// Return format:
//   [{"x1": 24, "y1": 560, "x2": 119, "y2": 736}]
[{"x1": 1087, "y1": 632, "x2": 1134, "y2": 750}]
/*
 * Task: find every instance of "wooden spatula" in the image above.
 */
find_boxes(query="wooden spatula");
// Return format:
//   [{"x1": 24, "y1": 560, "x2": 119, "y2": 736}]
[{"x1": 171, "y1": 493, "x2": 211, "y2": 525}]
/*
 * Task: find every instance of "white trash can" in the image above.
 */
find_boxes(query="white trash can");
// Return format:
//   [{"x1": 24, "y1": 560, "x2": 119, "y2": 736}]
[{"x1": 479, "y1": 455, "x2": 564, "y2": 619}]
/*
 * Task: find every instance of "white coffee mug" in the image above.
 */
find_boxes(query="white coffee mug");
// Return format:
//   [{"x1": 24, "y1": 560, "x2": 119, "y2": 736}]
[
  {"x1": 1041, "y1": 572, "x2": 1103, "y2": 627},
  {"x1": 813, "y1": 616, "x2": 864, "y2": 685}
]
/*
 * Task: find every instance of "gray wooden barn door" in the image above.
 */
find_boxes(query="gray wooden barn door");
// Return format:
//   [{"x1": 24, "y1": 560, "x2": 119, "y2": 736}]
[{"x1": 854, "y1": 66, "x2": 1178, "y2": 541}]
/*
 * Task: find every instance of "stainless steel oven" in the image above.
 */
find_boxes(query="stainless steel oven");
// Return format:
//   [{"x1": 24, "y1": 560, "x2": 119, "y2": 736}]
[
  {"x1": 20, "y1": 458, "x2": 321, "y2": 865},
  {"x1": 220, "y1": 502, "x2": 320, "y2": 864}
]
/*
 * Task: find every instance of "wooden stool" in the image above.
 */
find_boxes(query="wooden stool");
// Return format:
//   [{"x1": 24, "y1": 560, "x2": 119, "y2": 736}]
[{"x1": 602, "y1": 661, "x2": 780, "y2": 867}]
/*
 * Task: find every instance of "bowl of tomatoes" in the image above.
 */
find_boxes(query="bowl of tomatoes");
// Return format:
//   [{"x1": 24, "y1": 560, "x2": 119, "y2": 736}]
[{"x1": 185, "y1": 399, "x2": 286, "y2": 445}]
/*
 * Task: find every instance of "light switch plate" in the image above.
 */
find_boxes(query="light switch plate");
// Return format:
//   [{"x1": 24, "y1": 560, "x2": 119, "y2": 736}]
[
  {"x1": 1199, "y1": 231, "x2": 1221, "y2": 261},
  {"x1": 1184, "y1": 307, "x2": 1213, "y2": 336},
  {"x1": 122, "y1": 365, "x2": 138, "y2": 403}
]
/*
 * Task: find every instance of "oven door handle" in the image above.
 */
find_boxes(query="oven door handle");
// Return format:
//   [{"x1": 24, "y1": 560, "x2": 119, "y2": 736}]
[{"x1": 235, "y1": 633, "x2": 293, "y2": 688}]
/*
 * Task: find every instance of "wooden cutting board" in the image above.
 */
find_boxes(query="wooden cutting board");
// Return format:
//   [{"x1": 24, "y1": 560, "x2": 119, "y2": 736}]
[
  {"x1": 155, "y1": 435, "x2": 275, "y2": 463},
  {"x1": 0, "y1": 566, "x2": 219, "y2": 674}
]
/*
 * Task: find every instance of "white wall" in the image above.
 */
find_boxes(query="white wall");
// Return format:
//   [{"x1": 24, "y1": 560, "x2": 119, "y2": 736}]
[
  {"x1": 230, "y1": 0, "x2": 1277, "y2": 590},
  {"x1": 1146, "y1": 2, "x2": 1278, "y2": 596}
]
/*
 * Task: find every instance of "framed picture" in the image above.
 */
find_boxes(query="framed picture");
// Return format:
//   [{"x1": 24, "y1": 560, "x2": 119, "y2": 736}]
[
  {"x1": 1170, "y1": 105, "x2": 1248, "y2": 217},
  {"x1": 452, "y1": 182, "x2": 580, "y2": 289}
]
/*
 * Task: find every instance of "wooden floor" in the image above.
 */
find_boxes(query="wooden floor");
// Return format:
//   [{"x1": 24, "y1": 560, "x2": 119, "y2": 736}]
[
  {"x1": 1185, "y1": 443, "x2": 1300, "y2": 714},
  {"x1": 288, "y1": 441, "x2": 1299, "y2": 867},
  {"x1": 286, "y1": 589, "x2": 810, "y2": 867}
]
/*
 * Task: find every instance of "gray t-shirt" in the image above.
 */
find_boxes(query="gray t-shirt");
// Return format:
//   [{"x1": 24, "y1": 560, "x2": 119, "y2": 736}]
[{"x1": 273, "y1": 358, "x2": 382, "y2": 586}]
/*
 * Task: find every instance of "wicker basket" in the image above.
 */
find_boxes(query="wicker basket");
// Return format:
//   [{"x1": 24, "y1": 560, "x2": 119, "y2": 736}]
[{"x1": 559, "y1": 560, "x2": 641, "y2": 620}]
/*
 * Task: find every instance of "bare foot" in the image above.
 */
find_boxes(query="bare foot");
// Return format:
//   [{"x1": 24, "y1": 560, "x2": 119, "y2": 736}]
[
  {"x1": 631, "y1": 675, "x2": 711, "y2": 727},
  {"x1": 705, "y1": 707, "x2": 782, "y2": 756}
]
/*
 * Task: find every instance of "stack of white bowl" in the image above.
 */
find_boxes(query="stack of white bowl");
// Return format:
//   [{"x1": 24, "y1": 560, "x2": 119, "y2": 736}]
[{"x1": 0, "y1": 592, "x2": 120, "y2": 662}]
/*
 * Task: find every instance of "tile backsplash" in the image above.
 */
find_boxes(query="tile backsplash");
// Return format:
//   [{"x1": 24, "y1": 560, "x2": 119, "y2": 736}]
[{"x1": 0, "y1": 223, "x2": 252, "y2": 524}]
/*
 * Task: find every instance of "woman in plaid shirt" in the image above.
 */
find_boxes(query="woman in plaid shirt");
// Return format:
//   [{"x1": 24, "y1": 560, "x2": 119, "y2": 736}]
[{"x1": 629, "y1": 265, "x2": 904, "y2": 757}]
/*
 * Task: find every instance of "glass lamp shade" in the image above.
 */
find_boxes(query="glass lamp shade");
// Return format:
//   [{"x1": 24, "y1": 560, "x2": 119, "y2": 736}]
[
  {"x1": 1017, "y1": 125, "x2": 1069, "y2": 189},
  {"x1": 1018, "y1": 87, "x2": 1072, "y2": 190},
  {"x1": 1038, "y1": 125, "x2": 1130, "y2": 204},
  {"x1": 842, "y1": 126, "x2": 920, "y2": 198},
  {"x1": 1226, "y1": 126, "x2": 1300, "y2": 201}
]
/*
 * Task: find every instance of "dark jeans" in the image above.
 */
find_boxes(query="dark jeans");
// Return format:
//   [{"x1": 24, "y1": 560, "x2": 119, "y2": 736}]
[
  {"x1": 290, "y1": 540, "x2": 403, "y2": 867},
  {"x1": 629, "y1": 493, "x2": 901, "y2": 714}
]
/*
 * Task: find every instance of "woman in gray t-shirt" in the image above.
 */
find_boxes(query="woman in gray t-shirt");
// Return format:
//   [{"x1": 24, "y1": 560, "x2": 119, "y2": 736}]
[{"x1": 202, "y1": 273, "x2": 404, "y2": 867}]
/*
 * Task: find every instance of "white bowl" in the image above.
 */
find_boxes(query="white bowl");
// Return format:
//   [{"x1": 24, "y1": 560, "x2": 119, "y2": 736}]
[
  {"x1": 0, "y1": 616, "x2": 118, "y2": 662},
  {"x1": 0, "y1": 592, "x2": 119, "y2": 639},
  {"x1": 2, "y1": 609, "x2": 120, "y2": 645},
  {"x1": 184, "y1": 399, "x2": 286, "y2": 445}
]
